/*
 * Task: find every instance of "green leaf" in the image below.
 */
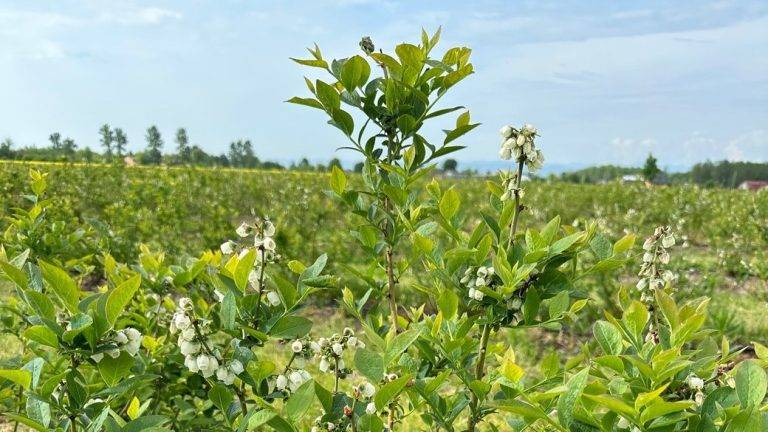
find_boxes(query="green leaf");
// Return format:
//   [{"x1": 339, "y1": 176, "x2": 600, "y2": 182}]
[
  {"x1": 330, "y1": 166, "x2": 347, "y2": 195},
  {"x1": 23, "y1": 325, "x2": 59, "y2": 348},
  {"x1": 122, "y1": 415, "x2": 169, "y2": 432},
  {"x1": 639, "y1": 400, "x2": 693, "y2": 425},
  {"x1": 221, "y1": 290, "x2": 237, "y2": 331},
  {"x1": 269, "y1": 315, "x2": 312, "y2": 339},
  {"x1": 354, "y1": 348, "x2": 385, "y2": 382},
  {"x1": 290, "y1": 58, "x2": 328, "y2": 69},
  {"x1": 24, "y1": 290, "x2": 56, "y2": 321},
  {"x1": 285, "y1": 379, "x2": 315, "y2": 423},
  {"x1": 548, "y1": 291, "x2": 569, "y2": 319},
  {"x1": 557, "y1": 367, "x2": 589, "y2": 428},
  {"x1": 444, "y1": 123, "x2": 479, "y2": 145},
  {"x1": 374, "y1": 374, "x2": 411, "y2": 410},
  {"x1": 735, "y1": 360, "x2": 767, "y2": 408},
  {"x1": 0, "y1": 369, "x2": 32, "y2": 389},
  {"x1": 98, "y1": 351, "x2": 135, "y2": 386},
  {"x1": 246, "y1": 410, "x2": 277, "y2": 430},
  {"x1": 724, "y1": 407, "x2": 764, "y2": 432},
  {"x1": 583, "y1": 394, "x2": 636, "y2": 418},
  {"x1": 385, "y1": 329, "x2": 421, "y2": 365},
  {"x1": 593, "y1": 321, "x2": 623, "y2": 356},
  {"x1": 624, "y1": 301, "x2": 649, "y2": 339},
  {"x1": 2, "y1": 414, "x2": 47, "y2": 432},
  {"x1": 39, "y1": 261, "x2": 80, "y2": 314},
  {"x1": 613, "y1": 233, "x2": 636, "y2": 254},
  {"x1": 62, "y1": 313, "x2": 93, "y2": 343},
  {"x1": 0, "y1": 260, "x2": 28, "y2": 289},
  {"x1": 234, "y1": 249, "x2": 257, "y2": 292},
  {"x1": 105, "y1": 274, "x2": 141, "y2": 327},
  {"x1": 286, "y1": 96, "x2": 324, "y2": 110},
  {"x1": 439, "y1": 188, "x2": 460, "y2": 220},
  {"x1": 209, "y1": 383, "x2": 234, "y2": 412},
  {"x1": 315, "y1": 80, "x2": 340, "y2": 111},
  {"x1": 340, "y1": 55, "x2": 371, "y2": 90}
]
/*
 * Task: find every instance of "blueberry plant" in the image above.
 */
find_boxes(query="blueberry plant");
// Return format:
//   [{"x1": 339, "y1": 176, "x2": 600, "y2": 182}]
[{"x1": 0, "y1": 29, "x2": 766, "y2": 432}]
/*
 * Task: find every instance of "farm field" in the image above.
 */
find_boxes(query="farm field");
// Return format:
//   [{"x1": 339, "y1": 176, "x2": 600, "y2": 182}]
[{"x1": 1, "y1": 161, "x2": 766, "y2": 430}]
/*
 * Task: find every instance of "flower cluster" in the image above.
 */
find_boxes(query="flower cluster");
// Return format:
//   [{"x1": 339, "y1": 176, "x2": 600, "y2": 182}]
[
  {"x1": 499, "y1": 123, "x2": 544, "y2": 171},
  {"x1": 636, "y1": 226, "x2": 676, "y2": 304},
  {"x1": 170, "y1": 297, "x2": 243, "y2": 385},
  {"x1": 219, "y1": 217, "x2": 282, "y2": 306},
  {"x1": 686, "y1": 374, "x2": 705, "y2": 405},
  {"x1": 461, "y1": 266, "x2": 495, "y2": 301},
  {"x1": 90, "y1": 327, "x2": 143, "y2": 362},
  {"x1": 500, "y1": 170, "x2": 524, "y2": 202},
  {"x1": 313, "y1": 328, "x2": 365, "y2": 376},
  {"x1": 275, "y1": 369, "x2": 311, "y2": 393},
  {"x1": 273, "y1": 338, "x2": 315, "y2": 394},
  {"x1": 355, "y1": 381, "x2": 377, "y2": 414},
  {"x1": 220, "y1": 217, "x2": 277, "y2": 257}
]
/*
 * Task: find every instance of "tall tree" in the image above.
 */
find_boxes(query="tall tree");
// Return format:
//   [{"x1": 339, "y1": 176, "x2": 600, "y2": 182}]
[
  {"x1": 99, "y1": 124, "x2": 114, "y2": 160},
  {"x1": 49, "y1": 132, "x2": 62, "y2": 150},
  {"x1": 114, "y1": 128, "x2": 127, "y2": 158},
  {"x1": 642, "y1": 153, "x2": 661, "y2": 183},
  {"x1": 442, "y1": 158, "x2": 458, "y2": 172},
  {"x1": 0, "y1": 138, "x2": 13, "y2": 159},
  {"x1": 62, "y1": 137, "x2": 77, "y2": 158},
  {"x1": 144, "y1": 125, "x2": 164, "y2": 165},
  {"x1": 175, "y1": 128, "x2": 190, "y2": 163}
]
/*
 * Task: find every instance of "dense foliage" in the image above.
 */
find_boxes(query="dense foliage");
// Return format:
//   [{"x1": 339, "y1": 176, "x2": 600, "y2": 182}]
[{"x1": 0, "y1": 29, "x2": 766, "y2": 432}]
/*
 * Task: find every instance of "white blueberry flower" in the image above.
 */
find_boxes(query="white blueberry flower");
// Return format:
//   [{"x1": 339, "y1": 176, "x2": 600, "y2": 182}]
[
  {"x1": 220, "y1": 240, "x2": 236, "y2": 255},
  {"x1": 266, "y1": 291, "x2": 281, "y2": 306},
  {"x1": 327, "y1": 423, "x2": 336, "y2": 431},
  {"x1": 347, "y1": 336, "x2": 358, "y2": 348},
  {"x1": 499, "y1": 125, "x2": 513, "y2": 138},
  {"x1": 687, "y1": 375, "x2": 704, "y2": 390},
  {"x1": 332, "y1": 343, "x2": 343, "y2": 356},
  {"x1": 172, "y1": 313, "x2": 191, "y2": 332},
  {"x1": 236, "y1": 222, "x2": 250, "y2": 237},
  {"x1": 310, "y1": 341, "x2": 321, "y2": 353},
  {"x1": 91, "y1": 353, "x2": 104, "y2": 362},
  {"x1": 366, "y1": 402, "x2": 377, "y2": 415},
  {"x1": 229, "y1": 360, "x2": 244, "y2": 375},
  {"x1": 359, "y1": 381, "x2": 376, "y2": 398},
  {"x1": 185, "y1": 355, "x2": 199, "y2": 372},
  {"x1": 276, "y1": 374, "x2": 288, "y2": 391},
  {"x1": 521, "y1": 123, "x2": 537, "y2": 135},
  {"x1": 292, "y1": 340, "x2": 304, "y2": 353},
  {"x1": 115, "y1": 331, "x2": 129, "y2": 345},
  {"x1": 319, "y1": 357, "x2": 330, "y2": 373},
  {"x1": 180, "y1": 340, "x2": 200, "y2": 356},
  {"x1": 263, "y1": 220, "x2": 276, "y2": 237}
]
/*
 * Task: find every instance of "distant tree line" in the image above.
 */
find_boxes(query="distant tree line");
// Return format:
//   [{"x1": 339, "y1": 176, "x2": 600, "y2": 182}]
[
  {"x1": 0, "y1": 125, "x2": 353, "y2": 172},
  {"x1": 557, "y1": 153, "x2": 768, "y2": 188}
]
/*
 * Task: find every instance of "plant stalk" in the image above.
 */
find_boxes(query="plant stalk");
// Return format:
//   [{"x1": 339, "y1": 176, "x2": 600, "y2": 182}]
[
  {"x1": 506, "y1": 159, "x2": 526, "y2": 249},
  {"x1": 467, "y1": 324, "x2": 492, "y2": 432}
]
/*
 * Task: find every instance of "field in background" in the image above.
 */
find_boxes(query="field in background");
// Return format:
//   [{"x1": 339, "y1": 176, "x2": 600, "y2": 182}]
[{"x1": 1, "y1": 160, "x2": 766, "y2": 364}]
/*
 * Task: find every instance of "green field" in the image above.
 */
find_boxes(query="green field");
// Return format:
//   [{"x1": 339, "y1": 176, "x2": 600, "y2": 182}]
[{"x1": 1, "y1": 161, "x2": 766, "y2": 430}]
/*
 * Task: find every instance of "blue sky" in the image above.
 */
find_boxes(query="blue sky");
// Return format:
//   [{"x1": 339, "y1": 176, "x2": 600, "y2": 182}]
[{"x1": 1, "y1": 0, "x2": 766, "y2": 169}]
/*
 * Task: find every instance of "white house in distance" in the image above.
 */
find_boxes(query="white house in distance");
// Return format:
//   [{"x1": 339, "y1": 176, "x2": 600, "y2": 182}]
[{"x1": 738, "y1": 180, "x2": 768, "y2": 191}]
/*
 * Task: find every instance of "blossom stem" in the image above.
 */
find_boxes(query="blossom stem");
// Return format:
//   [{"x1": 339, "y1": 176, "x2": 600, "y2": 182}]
[
  {"x1": 192, "y1": 320, "x2": 215, "y2": 356},
  {"x1": 283, "y1": 353, "x2": 296, "y2": 374},
  {"x1": 334, "y1": 357, "x2": 340, "y2": 393},
  {"x1": 468, "y1": 324, "x2": 492, "y2": 432},
  {"x1": 506, "y1": 159, "x2": 526, "y2": 249},
  {"x1": 386, "y1": 245, "x2": 399, "y2": 333},
  {"x1": 253, "y1": 248, "x2": 267, "y2": 329}
]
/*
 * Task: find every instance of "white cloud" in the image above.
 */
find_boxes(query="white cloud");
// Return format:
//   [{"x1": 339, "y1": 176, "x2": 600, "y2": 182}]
[
  {"x1": 99, "y1": 7, "x2": 182, "y2": 26},
  {"x1": 724, "y1": 129, "x2": 767, "y2": 162}
]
